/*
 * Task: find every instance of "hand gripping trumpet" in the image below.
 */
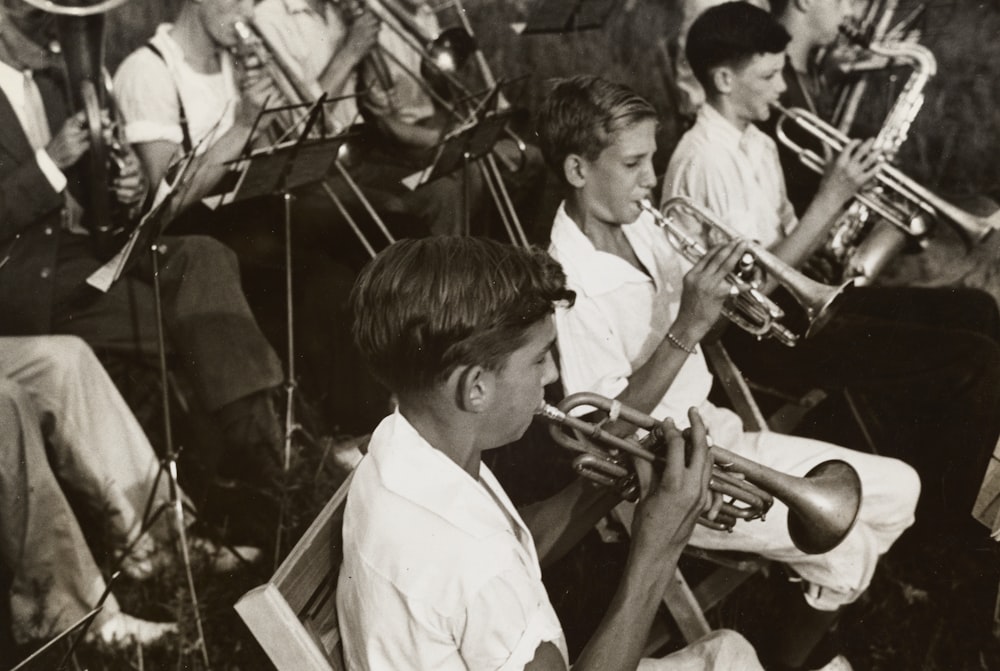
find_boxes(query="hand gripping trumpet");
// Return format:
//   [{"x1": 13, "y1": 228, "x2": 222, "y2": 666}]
[
  {"x1": 536, "y1": 393, "x2": 863, "y2": 555},
  {"x1": 639, "y1": 197, "x2": 850, "y2": 347}
]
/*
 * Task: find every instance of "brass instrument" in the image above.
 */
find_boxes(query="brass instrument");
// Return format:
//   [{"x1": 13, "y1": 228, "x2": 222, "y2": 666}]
[
  {"x1": 537, "y1": 392, "x2": 862, "y2": 555},
  {"x1": 810, "y1": 15, "x2": 939, "y2": 284},
  {"x1": 362, "y1": 0, "x2": 531, "y2": 246},
  {"x1": 774, "y1": 103, "x2": 1000, "y2": 265},
  {"x1": 22, "y1": 0, "x2": 139, "y2": 258},
  {"x1": 640, "y1": 198, "x2": 849, "y2": 347},
  {"x1": 231, "y1": 19, "x2": 396, "y2": 259}
]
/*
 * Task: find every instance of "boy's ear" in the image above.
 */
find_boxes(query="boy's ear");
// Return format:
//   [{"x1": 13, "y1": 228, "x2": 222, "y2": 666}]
[
  {"x1": 711, "y1": 66, "x2": 734, "y2": 95},
  {"x1": 563, "y1": 153, "x2": 587, "y2": 189},
  {"x1": 456, "y1": 364, "x2": 491, "y2": 413}
]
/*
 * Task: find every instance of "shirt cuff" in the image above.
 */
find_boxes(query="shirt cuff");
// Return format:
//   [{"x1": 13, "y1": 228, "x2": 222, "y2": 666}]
[
  {"x1": 123, "y1": 120, "x2": 184, "y2": 146},
  {"x1": 35, "y1": 148, "x2": 66, "y2": 193}
]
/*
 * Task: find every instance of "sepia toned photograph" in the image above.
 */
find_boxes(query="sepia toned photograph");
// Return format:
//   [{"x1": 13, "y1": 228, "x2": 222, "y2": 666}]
[{"x1": 1, "y1": 0, "x2": 999, "y2": 669}]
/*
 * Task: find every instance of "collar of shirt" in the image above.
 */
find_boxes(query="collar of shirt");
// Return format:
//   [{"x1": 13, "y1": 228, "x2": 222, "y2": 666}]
[
  {"x1": 698, "y1": 103, "x2": 773, "y2": 165},
  {"x1": 367, "y1": 410, "x2": 538, "y2": 558},
  {"x1": 549, "y1": 201, "x2": 675, "y2": 299}
]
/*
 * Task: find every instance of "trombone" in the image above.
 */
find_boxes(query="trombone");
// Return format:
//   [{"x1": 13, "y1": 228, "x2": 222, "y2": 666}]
[
  {"x1": 537, "y1": 392, "x2": 863, "y2": 555},
  {"x1": 362, "y1": 0, "x2": 531, "y2": 247},
  {"x1": 773, "y1": 103, "x2": 1000, "y2": 247},
  {"x1": 640, "y1": 198, "x2": 849, "y2": 347},
  {"x1": 232, "y1": 19, "x2": 396, "y2": 259}
]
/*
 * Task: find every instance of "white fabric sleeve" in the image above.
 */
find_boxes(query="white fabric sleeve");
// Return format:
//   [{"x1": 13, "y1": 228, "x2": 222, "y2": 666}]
[
  {"x1": 555, "y1": 298, "x2": 631, "y2": 410},
  {"x1": 252, "y1": 7, "x2": 325, "y2": 101},
  {"x1": 458, "y1": 565, "x2": 567, "y2": 671},
  {"x1": 34, "y1": 148, "x2": 66, "y2": 193},
  {"x1": 113, "y1": 49, "x2": 185, "y2": 146}
]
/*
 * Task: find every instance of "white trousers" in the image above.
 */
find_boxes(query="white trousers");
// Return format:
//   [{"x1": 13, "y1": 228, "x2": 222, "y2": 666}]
[{"x1": 638, "y1": 629, "x2": 763, "y2": 670}]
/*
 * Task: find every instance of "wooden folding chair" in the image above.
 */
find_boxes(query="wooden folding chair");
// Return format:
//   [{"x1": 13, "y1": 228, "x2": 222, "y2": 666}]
[
  {"x1": 235, "y1": 472, "x2": 353, "y2": 671},
  {"x1": 650, "y1": 339, "x2": 773, "y2": 649}
]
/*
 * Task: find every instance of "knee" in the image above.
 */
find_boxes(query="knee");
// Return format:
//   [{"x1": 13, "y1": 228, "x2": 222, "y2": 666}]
[
  {"x1": 0, "y1": 377, "x2": 33, "y2": 432},
  {"x1": 707, "y1": 629, "x2": 759, "y2": 663},
  {"x1": 171, "y1": 235, "x2": 239, "y2": 273},
  {"x1": 42, "y1": 335, "x2": 98, "y2": 380},
  {"x1": 885, "y1": 458, "x2": 922, "y2": 523}
]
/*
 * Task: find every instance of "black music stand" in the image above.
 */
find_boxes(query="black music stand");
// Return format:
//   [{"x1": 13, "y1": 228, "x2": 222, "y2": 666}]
[
  {"x1": 221, "y1": 98, "x2": 347, "y2": 567},
  {"x1": 413, "y1": 108, "x2": 513, "y2": 234},
  {"x1": 86, "y1": 137, "x2": 236, "y2": 669},
  {"x1": 513, "y1": 0, "x2": 617, "y2": 35}
]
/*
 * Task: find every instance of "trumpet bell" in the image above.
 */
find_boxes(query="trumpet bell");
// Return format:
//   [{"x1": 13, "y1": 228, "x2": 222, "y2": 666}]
[{"x1": 787, "y1": 460, "x2": 862, "y2": 555}]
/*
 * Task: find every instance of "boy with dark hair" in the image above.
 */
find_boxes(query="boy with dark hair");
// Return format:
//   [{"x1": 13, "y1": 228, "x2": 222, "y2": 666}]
[
  {"x1": 337, "y1": 236, "x2": 763, "y2": 670},
  {"x1": 543, "y1": 73, "x2": 919, "y2": 671},
  {"x1": 663, "y1": 1, "x2": 1000, "y2": 550}
]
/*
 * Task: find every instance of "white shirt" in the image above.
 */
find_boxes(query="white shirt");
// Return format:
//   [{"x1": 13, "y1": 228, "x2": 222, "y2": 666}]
[
  {"x1": 337, "y1": 410, "x2": 568, "y2": 671},
  {"x1": 113, "y1": 24, "x2": 239, "y2": 153},
  {"x1": 548, "y1": 203, "x2": 744, "y2": 447},
  {"x1": 0, "y1": 60, "x2": 66, "y2": 193},
  {"x1": 253, "y1": 0, "x2": 360, "y2": 132},
  {"x1": 661, "y1": 104, "x2": 797, "y2": 248},
  {"x1": 363, "y1": 0, "x2": 437, "y2": 124}
]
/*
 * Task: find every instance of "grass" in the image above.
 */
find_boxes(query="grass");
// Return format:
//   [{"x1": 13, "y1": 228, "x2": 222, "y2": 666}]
[{"x1": 6, "y1": 0, "x2": 1000, "y2": 669}]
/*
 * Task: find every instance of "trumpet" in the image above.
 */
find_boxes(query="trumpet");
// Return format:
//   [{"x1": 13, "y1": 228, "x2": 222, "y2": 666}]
[
  {"x1": 536, "y1": 392, "x2": 863, "y2": 555},
  {"x1": 640, "y1": 198, "x2": 850, "y2": 347},
  {"x1": 773, "y1": 103, "x2": 1000, "y2": 247}
]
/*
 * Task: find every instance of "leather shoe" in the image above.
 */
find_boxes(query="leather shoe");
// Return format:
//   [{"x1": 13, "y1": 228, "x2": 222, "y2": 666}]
[{"x1": 189, "y1": 536, "x2": 263, "y2": 573}]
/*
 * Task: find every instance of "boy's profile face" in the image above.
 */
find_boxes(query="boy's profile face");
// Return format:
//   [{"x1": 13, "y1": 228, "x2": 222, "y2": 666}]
[
  {"x1": 812, "y1": 0, "x2": 855, "y2": 47},
  {"x1": 577, "y1": 117, "x2": 658, "y2": 226},
  {"x1": 727, "y1": 51, "x2": 786, "y2": 123},
  {"x1": 484, "y1": 317, "x2": 558, "y2": 447}
]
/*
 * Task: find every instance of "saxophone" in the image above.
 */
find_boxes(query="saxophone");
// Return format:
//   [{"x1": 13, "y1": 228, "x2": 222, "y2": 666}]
[{"x1": 810, "y1": 33, "x2": 938, "y2": 285}]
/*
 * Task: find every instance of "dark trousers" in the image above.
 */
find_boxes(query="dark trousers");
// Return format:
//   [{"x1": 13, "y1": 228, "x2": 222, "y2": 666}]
[
  {"x1": 723, "y1": 285, "x2": 1000, "y2": 521},
  {"x1": 50, "y1": 233, "x2": 283, "y2": 413}
]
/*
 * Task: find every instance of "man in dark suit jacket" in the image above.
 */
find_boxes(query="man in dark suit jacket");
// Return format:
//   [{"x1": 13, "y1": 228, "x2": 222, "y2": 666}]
[{"x1": 0, "y1": 2, "x2": 285, "y2": 489}]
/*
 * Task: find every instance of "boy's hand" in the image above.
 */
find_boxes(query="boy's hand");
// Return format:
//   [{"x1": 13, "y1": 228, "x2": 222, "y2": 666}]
[
  {"x1": 818, "y1": 138, "x2": 881, "y2": 207},
  {"x1": 673, "y1": 238, "x2": 747, "y2": 343},
  {"x1": 46, "y1": 111, "x2": 91, "y2": 169},
  {"x1": 630, "y1": 409, "x2": 713, "y2": 560}
]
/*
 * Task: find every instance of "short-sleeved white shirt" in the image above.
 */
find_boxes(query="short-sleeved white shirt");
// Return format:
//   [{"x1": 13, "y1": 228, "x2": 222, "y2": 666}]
[
  {"x1": 253, "y1": 0, "x2": 360, "y2": 132},
  {"x1": 337, "y1": 410, "x2": 568, "y2": 671},
  {"x1": 113, "y1": 24, "x2": 239, "y2": 153},
  {"x1": 661, "y1": 104, "x2": 798, "y2": 248},
  {"x1": 362, "y1": 0, "x2": 437, "y2": 124},
  {"x1": 548, "y1": 204, "x2": 744, "y2": 446}
]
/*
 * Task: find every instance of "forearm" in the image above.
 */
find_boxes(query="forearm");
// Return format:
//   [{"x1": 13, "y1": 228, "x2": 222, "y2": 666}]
[
  {"x1": 614, "y1": 314, "x2": 706, "y2": 421},
  {"x1": 572, "y1": 547, "x2": 681, "y2": 671},
  {"x1": 318, "y1": 48, "x2": 364, "y2": 101},
  {"x1": 520, "y1": 479, "x2": 622, "y2": 569},
  {"x1": 769, "y1": 191, "x2": 846, "y2": 268}
]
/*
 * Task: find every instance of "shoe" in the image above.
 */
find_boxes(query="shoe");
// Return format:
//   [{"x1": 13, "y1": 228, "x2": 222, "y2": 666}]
[
  {"x1": 812, "y1": 655, "x2": 854, "y2": 671},
  {"x1": 119, "y1": 534, "x2": 159, "y2": 582},
  {"x1": 86, "y1": 612, "x2": 177, "y2": 648},
  {"x1": 189, "y1": 536, "x2": 263, "y2": 573}
]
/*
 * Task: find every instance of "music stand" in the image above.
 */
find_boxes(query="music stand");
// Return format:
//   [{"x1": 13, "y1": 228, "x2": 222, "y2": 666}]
[
  {"x1": 512, "y1": 0, "x2": 617, "y2": 35},
  {"x1": 220, "y1": 98, "x2": 347, "y2": 567},
  {"x1": 412, "y1": 108, "x2": 513, "y2": 234}
]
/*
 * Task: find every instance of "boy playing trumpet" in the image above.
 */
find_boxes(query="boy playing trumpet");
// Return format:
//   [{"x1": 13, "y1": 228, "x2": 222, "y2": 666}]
[{"x1": 539, "y1": 74, "x2": 919, "y2": 671}]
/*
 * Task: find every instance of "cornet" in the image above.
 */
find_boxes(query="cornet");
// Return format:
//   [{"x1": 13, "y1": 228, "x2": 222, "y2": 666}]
[
  {"x1": 639, "y1": 198, "x2": 850, "y2": 347},
  {"x1": 536, "y1": 392, "x2": 862, "y2": 555}
]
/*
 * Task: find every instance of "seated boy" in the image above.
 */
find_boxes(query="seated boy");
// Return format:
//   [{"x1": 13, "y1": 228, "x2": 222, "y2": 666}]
[
  {"x1": 337, "y1": 236, "x2": 763, "y2": 670},
  {"x1": 539, "y1": 74, "x2": 919, "y2": 671}
]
